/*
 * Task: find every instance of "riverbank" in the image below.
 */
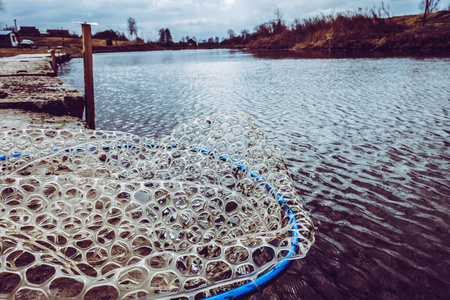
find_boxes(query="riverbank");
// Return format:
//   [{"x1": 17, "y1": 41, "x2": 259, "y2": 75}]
[
  {"x1": 0, "y1": 39, "x2": 197, "y2": 58},
  {"x1": 239, "y1": 10, "x2": 450, "y2": 54},
  {"x1": 0, "y1": 54, "x2": 86, "y2": 131},
  {"x1": 294, "y1": 11, "x2": 450, "y2": 53}
]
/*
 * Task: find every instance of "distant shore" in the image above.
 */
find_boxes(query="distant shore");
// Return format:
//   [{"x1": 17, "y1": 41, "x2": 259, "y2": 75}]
[{"x1": 1, "y1": 11, "x2": 449, "y2": 58}]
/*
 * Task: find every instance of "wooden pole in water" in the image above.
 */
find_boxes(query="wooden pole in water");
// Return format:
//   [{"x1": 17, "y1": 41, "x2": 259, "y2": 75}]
[
  {"x1": 81, "y1": 23, "x2": 95, "y2": 130},
  {"x1": 50, "y1": 49, "x2": 57, "y2": 74}
]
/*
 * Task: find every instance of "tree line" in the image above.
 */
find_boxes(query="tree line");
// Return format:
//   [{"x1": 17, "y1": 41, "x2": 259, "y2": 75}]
[
  {"x1": 158, "y1": 28, "x2": 173, "y2": 45},
  {"x1": 93, "y1": 29, "x2": 128, "y2": 41}
]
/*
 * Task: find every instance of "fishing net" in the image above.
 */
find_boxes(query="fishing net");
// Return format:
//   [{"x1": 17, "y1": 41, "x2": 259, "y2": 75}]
[{"x1": 0, "y1": 114, "x2": 314, "y2": 300}]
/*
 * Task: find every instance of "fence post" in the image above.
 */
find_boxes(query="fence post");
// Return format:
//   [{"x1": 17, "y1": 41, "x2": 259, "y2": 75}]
[
  {"x1": 50, "y1": 49, "x2": 57, "y2": 74},
  {"x1": 81, "y1": 23, "x2": 95, "y2": 130}
]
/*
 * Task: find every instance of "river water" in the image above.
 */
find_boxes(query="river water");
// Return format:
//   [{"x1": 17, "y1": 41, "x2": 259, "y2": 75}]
[{"x1": 60, "y1": 49, "x2": 450, "y2": 300}]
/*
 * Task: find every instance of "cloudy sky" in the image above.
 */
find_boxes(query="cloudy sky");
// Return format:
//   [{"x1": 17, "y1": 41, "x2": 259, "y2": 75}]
[{"x1": 0, "y1": 0, "x2": 447, "y2": 41}]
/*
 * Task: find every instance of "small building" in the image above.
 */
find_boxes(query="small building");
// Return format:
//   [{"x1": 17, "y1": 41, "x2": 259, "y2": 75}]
[
  {"x1": 47, "y1": 29, "x2": 70, "y2": 37},
  {"x1": 17, "y1": 26, "x2": 41, "y2": 37},
  {"x1": 0, "y1": 31, "x2": 19, "y2": 47},
  {"x1": 188, "y1": 38, "x2": 198, "y2": 47}
]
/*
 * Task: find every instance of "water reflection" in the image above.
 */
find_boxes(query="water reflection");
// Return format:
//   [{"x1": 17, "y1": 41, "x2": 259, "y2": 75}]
[
  {"x1": 60, "y1": 49, "x2": 450, "y2": 299},
  {"x1": 246, "y1": 48, "x2": 450, "y2": 60}
]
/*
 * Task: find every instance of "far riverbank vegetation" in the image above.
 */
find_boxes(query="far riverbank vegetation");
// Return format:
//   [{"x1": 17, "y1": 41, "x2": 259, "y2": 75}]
[{"x1": 223, "y1": 2, "x2": 450, "y2": 53}]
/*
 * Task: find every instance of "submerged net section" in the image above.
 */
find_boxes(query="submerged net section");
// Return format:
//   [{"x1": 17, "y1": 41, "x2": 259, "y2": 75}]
[{"x1": 0, "y1": 114, "x2": 314, "y2": 299}]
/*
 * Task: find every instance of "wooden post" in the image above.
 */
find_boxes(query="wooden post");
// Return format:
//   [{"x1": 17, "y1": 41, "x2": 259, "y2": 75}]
[
  {"x1": 50, "y1": 49, "x2": 57, "y2": 74},
  {"x1": 82, "y1": 23, "x2": 95, "y2": 130}
]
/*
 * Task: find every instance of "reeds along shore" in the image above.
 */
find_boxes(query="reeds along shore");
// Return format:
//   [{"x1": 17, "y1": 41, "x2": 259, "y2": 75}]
[{"x1": 227, "y1": 10, "x2": 450, "y2": 53}]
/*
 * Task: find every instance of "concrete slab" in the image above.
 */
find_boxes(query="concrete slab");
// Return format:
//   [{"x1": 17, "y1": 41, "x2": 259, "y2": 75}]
[
  {"x1": 0, "y1": 54, "x2": 54, "y2": 76},
  {"x1": 0, "y1": 54, "x2": 87, "y2": 130},
  {"x1": 0, "y1": 109, "x2": 86, "y2": 131},
  {"x1": 0, "y1": 76, "x2": 84, "y2": 117}
]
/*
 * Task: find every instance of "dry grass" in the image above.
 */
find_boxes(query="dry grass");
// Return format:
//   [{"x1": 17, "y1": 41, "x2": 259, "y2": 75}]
[
  {"x1": 17, "y1": 36, "x2": 139, "y2": 49},
  {"x1": 0, "y1": 36, "x2": 145, "y2": 58},
  {"x1": 0, "y1": 46, "x2": 81, "y2": 58},
  {"x1": 244, "y1": 10, "x2": 450, "y2": 53}
]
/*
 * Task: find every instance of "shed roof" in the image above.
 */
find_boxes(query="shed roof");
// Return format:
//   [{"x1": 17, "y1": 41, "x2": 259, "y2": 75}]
[{"x1": 0, "y1": 31, "x2": 15, "y2": 36}]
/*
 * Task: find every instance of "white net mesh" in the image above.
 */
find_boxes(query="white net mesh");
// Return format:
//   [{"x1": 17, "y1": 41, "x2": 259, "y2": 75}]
[{"x1": 0, "y1": 114, "x2": 314, "y2": 299}]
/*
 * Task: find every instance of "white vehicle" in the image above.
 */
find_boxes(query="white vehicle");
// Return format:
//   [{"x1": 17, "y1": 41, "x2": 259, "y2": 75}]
[{"x1": 20, "y1": 39, "x2": 34, "y2": 48}]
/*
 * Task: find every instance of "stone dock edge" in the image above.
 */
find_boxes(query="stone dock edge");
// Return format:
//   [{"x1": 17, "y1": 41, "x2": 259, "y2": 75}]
[{"x1": 0, "y1": 54, "x2": 87, "y2": 131}]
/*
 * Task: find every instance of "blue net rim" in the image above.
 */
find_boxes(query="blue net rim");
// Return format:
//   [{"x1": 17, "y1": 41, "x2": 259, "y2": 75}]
[{"x1": 1, "y1": 143, "x2": 301, "y2": 299}]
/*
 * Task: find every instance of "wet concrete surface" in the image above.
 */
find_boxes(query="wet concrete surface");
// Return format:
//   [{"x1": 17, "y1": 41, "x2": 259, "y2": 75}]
[
  {"x1": 0, "y1": 54, "x2": 86, "y2": 130},
  {"x1": 0, "y1": 54, "x2": 55, "y2": 76},
  {"x1": 0, "y1": 108, "x2": 86, "y2": 131}
]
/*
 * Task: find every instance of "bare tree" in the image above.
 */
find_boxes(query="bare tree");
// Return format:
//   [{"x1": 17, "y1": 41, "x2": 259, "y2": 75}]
[
  {"x1": 272, "y1": 8, "x2": 287, "y2": 35},
  {"x1": 0, "y1": 0, "x2": 4, "y2": 11},
  {"x1": 127, "y1": 17, "x2": 137, "y2": 40},
  {"x1": 2, "y1": 25, "x2": 14, "y2": 31},
  {"x1": 227, "y1": 29, "x2": 235, "y2": 38},
  {"x1": 241, "y1": 29, "x2": 250, "y2": 39},
  {"x1": 274, "y1": 8, "x2": 283, "y2": 23},
  {"x1": 419, "y1": 0, "x2": 441, "y2": 25}
]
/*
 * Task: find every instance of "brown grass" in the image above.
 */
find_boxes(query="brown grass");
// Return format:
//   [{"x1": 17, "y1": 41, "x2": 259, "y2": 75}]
[
  {"x1": 17, "y1": 36, "x2": 140, "y2": 49},
  {"x1": 0, "y1": 36, "x2": 150, "y2": 58},
  {"x1": 0, "y1": 47, "x2": 81, "y2": 58},
  {"x1": 244, "y1": 10, "x2": 450, "y2": 53}
]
